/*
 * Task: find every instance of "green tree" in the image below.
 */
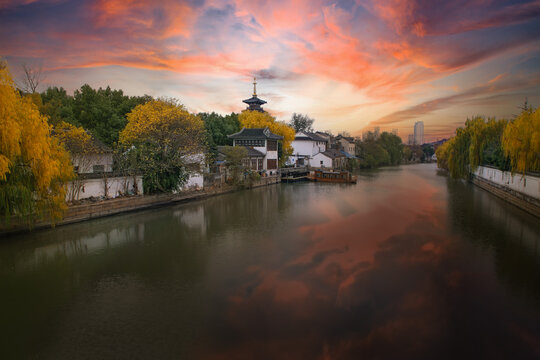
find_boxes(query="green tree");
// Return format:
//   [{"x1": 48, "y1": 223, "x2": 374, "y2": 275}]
[
  {"x1": 378, "y1": 132, "x2": 403, "y2": 165},
  {"x1": 40, "y1": 87, "x2": 75, "y2": 126},
  {"x1": 356, "y1": 140, "x2": 390, "y2": 168},
  {"x1": 40, "y1": 84, "x2": 152, "y2": 147},
  {"x1": 221, "y1": 146, "x2": 248, "y2": 185},
  {"x1": 289, "y1": 113, "x2": 314, "y2": 133},
  {"x1": 119, "y1": 99, "x2": 207, "y2": 194},
  {"x1": 199, "y1": 112, "x2": 241, "y2": 158}
]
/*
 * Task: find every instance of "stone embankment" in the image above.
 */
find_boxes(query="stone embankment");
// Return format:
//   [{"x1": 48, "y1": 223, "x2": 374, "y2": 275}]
[
  {"x1": 471, "y1": 166, "x2": 540, "y2": 218},
  {"x1": 1, "y1": 176, "x2": 280, "y2": 236}
]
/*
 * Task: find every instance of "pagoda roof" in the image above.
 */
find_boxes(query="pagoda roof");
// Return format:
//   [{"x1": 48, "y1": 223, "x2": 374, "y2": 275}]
[
  {"x1": 242, "y1": 96, "x2": 267, "y2": 105},
  {"x1": 228, "y1": 127, "x2": 283, "y2": 140}
]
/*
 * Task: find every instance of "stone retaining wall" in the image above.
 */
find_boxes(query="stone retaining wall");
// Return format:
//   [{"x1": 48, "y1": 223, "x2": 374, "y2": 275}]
[
  {"x1": 471, "y1": 175, "x2": 540, "y2": 218},
  {"x1": 1, "y1": 176, "x2": 281, "y2": 236}
]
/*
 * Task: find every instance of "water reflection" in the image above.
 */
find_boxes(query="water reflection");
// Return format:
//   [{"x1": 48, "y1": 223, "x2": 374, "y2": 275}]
[{"x1": 0, "y1": 164, "x2": 538, "y2": 359}]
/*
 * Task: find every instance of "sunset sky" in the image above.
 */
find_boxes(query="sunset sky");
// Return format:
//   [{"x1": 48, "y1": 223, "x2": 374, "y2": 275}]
[{"x1": 1, "y1": 0, "x2": 540, "y2": 141}]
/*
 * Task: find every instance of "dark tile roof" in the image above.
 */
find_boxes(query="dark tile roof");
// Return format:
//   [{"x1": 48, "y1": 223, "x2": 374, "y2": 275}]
[
  {"x1": 295, "y1": 131, "x2": 327, "y2": 142},
  {"x1": 320, "y1": 149, "x2": 346, "y2": 159},
  {"x1": 228, "y1": 127, "x2": 283, "y2": 140},
  {"x1": 335, "y1": 135, "x2": 355, "y2": 143}
]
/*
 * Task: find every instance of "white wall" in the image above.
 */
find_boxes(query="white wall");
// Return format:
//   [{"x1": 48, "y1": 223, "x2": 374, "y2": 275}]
[
  {"x1": 183, "y1": 173, "x2": 204, "y2": 190},
  {"x1": 311, "y1": 153, "x2": 333, "y2": 168},
  {"x1": 474, "y1": 166, "x2": 539, "y2": 200},
  {"x1": 72, "y1": 153, "x2": 113, "y2": 174},
  {"x1": 67, "y1": 175, "x2": 143, "y2": 202}
]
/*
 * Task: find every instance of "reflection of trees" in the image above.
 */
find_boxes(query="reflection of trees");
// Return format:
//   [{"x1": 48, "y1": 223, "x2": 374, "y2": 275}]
[
  {"x1": 0, "y1": 185, "x2": 296, "y2": 358},
  {"x1": 446, "y1": 177, "x2": 540, "y2": 303}
]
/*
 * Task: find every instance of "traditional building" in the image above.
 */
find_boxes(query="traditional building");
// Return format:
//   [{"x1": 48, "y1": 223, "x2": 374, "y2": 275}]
[
  {"x1": 334, "y1": 135, "x2": 356, "y2": 157},
  {"x1": 242, "y1": 77, "x2": 267, "y2": 112},
  {"x1": 289, "y1": 131, "x2": 328, "y2": 166},
  {"x1": 312, "y1": 149, "x2": 347, "y2": 169},
  {"x1": 228, "y1": 127, "x2": 283, "y2": 175}
]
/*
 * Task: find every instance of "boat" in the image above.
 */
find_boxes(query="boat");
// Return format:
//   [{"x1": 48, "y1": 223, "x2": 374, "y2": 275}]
[{"x1": 308, "y1": 169, "x2": 357, "y2": 184}]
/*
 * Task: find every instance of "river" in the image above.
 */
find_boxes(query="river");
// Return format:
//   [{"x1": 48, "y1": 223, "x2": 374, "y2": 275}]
[{"x1": 1, "y1": 164, "x2": 539, "y2": 359}]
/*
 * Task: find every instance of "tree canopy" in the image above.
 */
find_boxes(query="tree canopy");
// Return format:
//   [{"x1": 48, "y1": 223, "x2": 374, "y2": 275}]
[
  {"x1": 119, "y1": 99, "x2": 207, "y2": 194},
  {"x1": 502, "y1": 108, "x2": 539, "y2": 174},
  {"x1": 289, "y1": 113, "x2": 314, "y2": 133},
  {"x1": 199, "y1": 112, "x2": 240, "y2": 158},
  {"x1": 355, "y1": 131, "x2": 402, "y2": 168},
  {"x1": 435, "y1": 110, "x2": 537, "y2": 178},
  {"x1": 39, "y1": 84, "x2": 152, "y2": 147},
  {"x1": 0, "y1": 65, "x2": 73, "y2": 225},
  {"x1": 239, "y1": 110, "x2": 295, "y2": 165}
]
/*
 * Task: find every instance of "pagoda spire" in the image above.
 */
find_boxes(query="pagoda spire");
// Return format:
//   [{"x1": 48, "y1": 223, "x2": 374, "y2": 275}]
[
  {"x1": 242, "y1": 76, "x2": 267, "y2": 112},
  {"x1": 253, "y1": 77, "x2": 257, "y2": 96}
]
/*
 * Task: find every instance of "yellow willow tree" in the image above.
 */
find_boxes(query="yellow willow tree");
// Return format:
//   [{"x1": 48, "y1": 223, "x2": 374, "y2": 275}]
[
  {"x1": 0, "y1": 64, "x2": 73, "y2": 225},
  {"x1": 119, "y1": 99, "x2": 207, "y2": 194},
  {"x1": 502, "y1": 108, "x2": 540, "y2": 174},
  {"x1": 238, "y1": 110, "x2": 295, "y2": 166}
]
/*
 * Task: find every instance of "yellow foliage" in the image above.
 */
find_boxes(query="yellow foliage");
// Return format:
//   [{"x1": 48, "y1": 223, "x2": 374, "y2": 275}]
[
  {"x1": 0, "y1": 64, "x2": 74, "y2": 224},
  {"x1": 502, "y1": 108, "x2": 540, "y2": 174},
  {"x1": 238, "y1": 110, "x2": 295, "y2": 164},
  {"x1": 54, "y1": 121, "x2": 93, "y2": 154},
  {"x1": 435, "y1": 140, "x2": 450, "y2": 170},
  {"x1": 120, "y1": 99, "x2": 206, "y2": 154}
]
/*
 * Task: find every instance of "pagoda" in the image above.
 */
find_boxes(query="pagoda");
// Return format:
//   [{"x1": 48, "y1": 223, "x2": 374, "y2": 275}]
[{"x1": 242, "y1": 77, "x2": 267, "y2": 112}]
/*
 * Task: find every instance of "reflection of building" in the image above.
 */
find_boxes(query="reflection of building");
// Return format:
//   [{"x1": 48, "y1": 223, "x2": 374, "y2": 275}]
[
  {"x1": 228, "y1": 127, "x2": 283, "y2": 175},
  {"x1": 414, "y1": 121, "x2": 424, "y2": 145}
]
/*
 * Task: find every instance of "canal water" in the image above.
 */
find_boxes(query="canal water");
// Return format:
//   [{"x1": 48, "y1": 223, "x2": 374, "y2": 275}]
[{"x1": 1, "y1": 164, "x2": 539, "y2": 359}]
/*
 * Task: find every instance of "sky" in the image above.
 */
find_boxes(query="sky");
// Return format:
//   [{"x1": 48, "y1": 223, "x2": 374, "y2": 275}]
[{"x1": 1, "y1": 0, "x2": 540, "y2": 141}]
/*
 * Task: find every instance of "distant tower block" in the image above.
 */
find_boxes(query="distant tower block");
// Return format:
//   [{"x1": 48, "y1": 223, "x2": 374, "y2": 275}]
[
  {"x1": 392, "y1": 129, "x2": 398, "y2": 136},
  {"x1": 414, "y1": 121, "x2": 424, "y2": 145},
  {"x1": 242, "y1": 77, "x2": 267, "y2": 112}
]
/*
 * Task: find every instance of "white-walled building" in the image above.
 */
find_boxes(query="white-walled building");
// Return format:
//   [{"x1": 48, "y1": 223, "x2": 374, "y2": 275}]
[
  {"x1": 312, "y1": 149, "x2": 347, "y2": 169},
  {"x1": 289, "y1": 131, "x2": 328, "y2": 166},
  {"x1": 228, "y1": 127, "x2": 283, "y2": 175}
]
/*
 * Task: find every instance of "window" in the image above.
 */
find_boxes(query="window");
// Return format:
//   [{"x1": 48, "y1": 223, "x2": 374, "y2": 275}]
[
  {"x1": 93, "y1": 165, "x2": 105, "y2": 173},
  {"x1": 258, "y1": 159, "x2": 263, "y2": 169},
  {"x1": 267, "y1": 159, "x2": 277, "y2": 169},
  {"x1": 267, "y1": 140, "x2": 277, "y2": 151}
]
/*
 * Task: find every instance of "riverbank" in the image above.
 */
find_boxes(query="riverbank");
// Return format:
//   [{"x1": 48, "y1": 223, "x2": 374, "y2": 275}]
[
  {"x1": 0, "y1": 176, "x2": 281, "y2": 236},
  {"x1": 471, "y1": 165, "x2": 540, "y2": 218}
]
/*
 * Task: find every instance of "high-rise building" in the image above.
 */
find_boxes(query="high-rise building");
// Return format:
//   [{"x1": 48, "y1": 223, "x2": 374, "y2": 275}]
[
  {"x1": 414, "y1": 121, "x2": 424, "y2": 145},
  {"x1": 408, "y1": 134, "x2": 414, "y2": 145},
  {"x1": 391, "y1": 129, "x2": 398, "y2": 136},
  {"x1": 374, "y1": 126, "x2": 380, "y2": 139}
]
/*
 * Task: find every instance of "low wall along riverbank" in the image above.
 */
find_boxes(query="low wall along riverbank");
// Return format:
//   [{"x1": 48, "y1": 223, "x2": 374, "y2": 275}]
[
  {"x1": 1, "y1": 176, "x2": 280, "y2": 236},
  {"x1": 472, "y1": 166, "x2": 540, "y2": 218}
]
